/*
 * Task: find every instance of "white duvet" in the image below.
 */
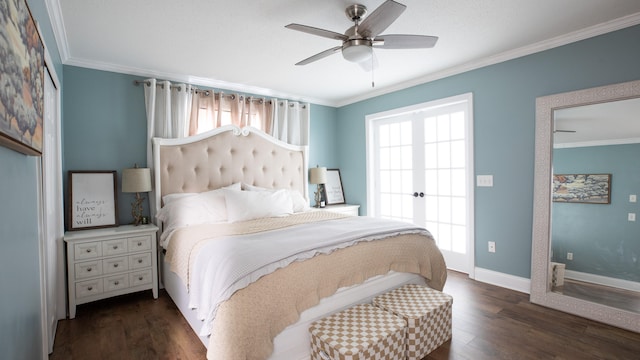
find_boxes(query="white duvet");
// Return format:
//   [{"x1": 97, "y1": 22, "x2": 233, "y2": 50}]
[{"x1": 186, "y1": 215, "x2": 430, "y2": 336}]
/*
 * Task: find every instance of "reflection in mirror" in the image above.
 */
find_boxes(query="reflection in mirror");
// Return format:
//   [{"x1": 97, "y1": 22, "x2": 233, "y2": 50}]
[
  {"x1": 531, "y1": 79, "x2": 640, "y2": 333},
  {"x1": 550, "y1": 98, "x2": 640, "y2": 313}
]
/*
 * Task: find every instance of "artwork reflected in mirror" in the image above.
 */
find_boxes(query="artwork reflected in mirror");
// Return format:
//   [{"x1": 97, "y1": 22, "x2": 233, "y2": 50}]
[{"x1": 550, "y1": 97, "x2": 640, "y2": 314}]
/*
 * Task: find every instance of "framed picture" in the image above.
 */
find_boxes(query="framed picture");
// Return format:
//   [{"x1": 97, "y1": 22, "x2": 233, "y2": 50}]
[
  {"x1": 68, "y1": 171, "x2": 119, "y2": 230},
  {"x1": 323, "y1": 169, "x2": 345, "y2": 205},
  {"x1": 0, "y1": 0, "x2": 45, "y2": 156},
  {"x1": 552, "y1": 174, "x2": 611, "y2": 204}
]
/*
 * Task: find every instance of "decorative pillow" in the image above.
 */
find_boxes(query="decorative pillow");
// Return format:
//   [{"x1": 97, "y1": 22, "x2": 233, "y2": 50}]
[
  {"x1": 224, "y1": 188, "x2": 294, "y2": 223},
  {"x1": 241, "y1": 183, "x2": 310, "y2": 213}
]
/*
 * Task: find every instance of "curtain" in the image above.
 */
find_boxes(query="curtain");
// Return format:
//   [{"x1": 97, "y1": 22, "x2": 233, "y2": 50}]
[
  {"x1": 271, "y1": 99, "x2": 310, "y2": 146},
  {"x1": 143, "y1": 79, "x2": 193, "y2": 216}
]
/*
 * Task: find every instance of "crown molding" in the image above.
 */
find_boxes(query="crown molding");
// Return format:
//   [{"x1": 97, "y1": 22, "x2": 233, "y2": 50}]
[{"x1": 45, "y1": 0, "x2": 70, "y2": 62}]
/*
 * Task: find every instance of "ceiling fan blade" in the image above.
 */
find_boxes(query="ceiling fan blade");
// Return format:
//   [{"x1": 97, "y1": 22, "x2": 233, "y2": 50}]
[
  {"x1": 358, "y1": 0, "x2": 406, "y2": 38},
  {"x1": 295, "y1": 46, "x2": 342, "y2": 65},
  {"x1": 373, "y1": 34, "x2": 438, "y2": 49},
  {"x1": 285, "y1": 23, "x2": 348, "y2": 41}
]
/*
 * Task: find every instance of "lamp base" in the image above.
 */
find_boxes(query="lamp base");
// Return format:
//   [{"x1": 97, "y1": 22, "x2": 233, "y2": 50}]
[{"x1": 131, "y1": 193, "x2": 145, "y2": 226}]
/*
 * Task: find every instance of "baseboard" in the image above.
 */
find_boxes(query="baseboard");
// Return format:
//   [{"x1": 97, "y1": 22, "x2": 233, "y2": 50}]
[
  {"x1": 474, "y1": 267, "x2": 531, "y2": 294},
  {"x1": 564, "y1": 270, "x2": 640, "y2": 292}
]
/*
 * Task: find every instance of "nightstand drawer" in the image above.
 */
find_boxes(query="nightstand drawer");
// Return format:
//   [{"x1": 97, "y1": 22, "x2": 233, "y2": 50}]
[
  {"x1": 74, "y1": 242, "x2": 102, "y2": 260},
  {"x1": 130, "y1": 269, "x2": 153, "y2": 286},
  {"x1": 76, "y1": 279, "x2": 104, "y2": 298},
  {"x1": 104, "y1": 274, "x2": 129, "y2": 292},
  {"x1": 102, "y1": 238, "x2": 128, "y2": 256},
  {"x1": 75, "y1": 260, "x2": 103, "y2": 279},
  {"x1": 103, "y1": 256, "x2": 128, "y2": 274},
  {"x1": 128, "y1": 236, "x2": 151, "y2": 252},
  {"x1": 129, "y1": 253, "x2": 152, "y2": 269}
]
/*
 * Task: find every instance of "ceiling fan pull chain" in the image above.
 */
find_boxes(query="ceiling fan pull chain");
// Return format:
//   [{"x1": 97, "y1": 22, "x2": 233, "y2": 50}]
[{"x1": 371, "y1": 47, "x2": 375, "y2": 88}]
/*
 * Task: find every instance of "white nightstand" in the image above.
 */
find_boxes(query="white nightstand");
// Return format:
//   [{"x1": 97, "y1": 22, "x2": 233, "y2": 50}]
[
  {"x1": 317, "y1": 204, "x2": 360, "y2": 216},
  {"x1": 64, "y1": 224, "x2": 159, "y2": 319}
]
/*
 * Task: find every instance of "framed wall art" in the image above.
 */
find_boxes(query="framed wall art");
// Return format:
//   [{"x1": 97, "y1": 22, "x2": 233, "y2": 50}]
[
  {"x1": 0, "y1": 0, "x2": 45, "y2": 156},
  {"x1": 552, "y1": 174, "x2": 611, "y2": 204},
  {"x1": 323, "y1": 168, "x2": 345, "y2": 205},
  {"x1": 68, "y1": 171, "x2": 119, "y2": 230}
]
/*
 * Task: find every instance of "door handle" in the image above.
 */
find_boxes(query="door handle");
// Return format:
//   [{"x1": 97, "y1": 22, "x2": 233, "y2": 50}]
[{"x1": 412, "y1": 192, "x2": 425, "y2": 198}]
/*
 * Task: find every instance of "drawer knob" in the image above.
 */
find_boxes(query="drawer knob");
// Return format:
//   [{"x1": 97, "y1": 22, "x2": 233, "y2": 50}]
[
  {"x1": 138, "y1": 276, "x2": 143, "y2": 281},
  {"x1": 137, "y1": 242, "x2": 142, "y2": 246},
  {"x1": 86, "y1": 249, "x2": 91, "y2": 253},
  {"x1": 114, "y1": 281, "x2": 119, "y2": 286},
  {"x1": 113, "y1": 245, "x2": 118, "y2": 250},
  {"x1": 138, "y1": 259, "x2": 143, "y2": 264},
  {"x1": 113, "y1": 263, "x2": 119, "y2": 268},
  {"x1": 87, "y1": 286, "x2": 93, "y2": 291},
  {"x1": 87, "y1": 267, "x2": 92, "y2": 272}
]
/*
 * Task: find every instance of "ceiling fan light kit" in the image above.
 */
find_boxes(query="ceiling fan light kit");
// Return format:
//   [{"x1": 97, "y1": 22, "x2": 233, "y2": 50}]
[{"x1": 285, "y1": 0, "x2": 438, "y2": 69}]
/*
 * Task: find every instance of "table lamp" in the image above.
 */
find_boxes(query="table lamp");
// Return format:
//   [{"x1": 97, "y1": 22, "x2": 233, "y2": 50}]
[
  {"x1": 309, "y1": 166, "x2": 327, "y2": 208},
  {"x1": 122, "y1": 165, "x2": 152, "y2": 225}
]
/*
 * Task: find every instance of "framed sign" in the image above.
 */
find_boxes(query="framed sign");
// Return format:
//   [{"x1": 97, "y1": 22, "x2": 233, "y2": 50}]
[
  {"x1": 323, "y1": 168, "x2": 345, "y2": 205},
  {"x1": 0, "y1": 0, "x2": 45, "y2": 156},
  {"x1": 68, "y1": 171, "x2": 119, "y2": 230}
]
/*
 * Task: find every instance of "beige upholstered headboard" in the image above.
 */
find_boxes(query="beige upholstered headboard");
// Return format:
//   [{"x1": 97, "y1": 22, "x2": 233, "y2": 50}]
[{"x1": 152, "y1": 125, "x2": 309, "y2": 217}]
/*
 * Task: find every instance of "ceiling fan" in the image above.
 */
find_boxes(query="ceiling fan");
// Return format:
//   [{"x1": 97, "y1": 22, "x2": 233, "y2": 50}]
[{"x1": 285, "y1": 0, "x2": 438, "y2": 69}]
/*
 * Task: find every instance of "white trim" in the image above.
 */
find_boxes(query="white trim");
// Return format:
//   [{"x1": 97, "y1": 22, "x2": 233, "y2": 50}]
[
  {"x1": 554, "y1": 137, "x2": 640, "y2": 148},
  {"x1": 565, "y1": 270, "x2": 640, "y2": 293},
  {"x1": 45, "y1": 0, "x2": 70, "y2": 62},
  {"x1": 44, "y1": 2, "x2": 640, "y2": 107},
  {"x1": 474, "y1": 267, "x2": 531, "y2": 294}
]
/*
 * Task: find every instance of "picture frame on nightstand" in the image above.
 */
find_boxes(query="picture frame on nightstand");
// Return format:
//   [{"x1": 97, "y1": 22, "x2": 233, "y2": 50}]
[
  {"x1": 323, "y1": 168, "x2": 345, "y2": 205},
  {"x1": 68, "y1": 170, "x2": 119, "y2": 230}
]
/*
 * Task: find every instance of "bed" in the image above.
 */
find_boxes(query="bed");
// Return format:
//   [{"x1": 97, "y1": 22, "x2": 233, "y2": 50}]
[{"x1": 151, "y1": 125, "x2": 447, "y2": 360}]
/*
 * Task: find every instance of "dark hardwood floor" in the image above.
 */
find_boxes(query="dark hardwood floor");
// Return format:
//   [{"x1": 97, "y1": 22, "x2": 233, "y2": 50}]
[{"x1": 50, "y1": 270, "x2": 640, "y2": 360}]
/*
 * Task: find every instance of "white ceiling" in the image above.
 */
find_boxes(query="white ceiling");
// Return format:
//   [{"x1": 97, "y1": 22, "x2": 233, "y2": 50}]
[{"x1": 52, "y1": 0, "x2": 640, "y2": 107}]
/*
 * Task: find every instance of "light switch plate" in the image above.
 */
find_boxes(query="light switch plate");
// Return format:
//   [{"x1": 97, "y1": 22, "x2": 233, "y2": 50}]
[
  {"x1": 630, "y1": 194, "x2": 637, "y2": 203},
  {"x1": 477, "y1": 175, "x2": 493, "y2": 187},
  {"x1": 629, "y1": 213, "x2": 636, "y2": 222}
]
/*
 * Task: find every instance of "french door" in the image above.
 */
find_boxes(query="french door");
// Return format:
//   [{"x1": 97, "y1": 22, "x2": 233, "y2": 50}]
[{"x1": 366, "y1": 93, "x2": 474, "y2": 274}]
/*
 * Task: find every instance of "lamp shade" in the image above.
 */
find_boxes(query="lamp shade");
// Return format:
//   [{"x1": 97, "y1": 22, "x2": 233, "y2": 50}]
[
  {"x1": 309, "y1": 167, "x2": 327, "y2": 185},
  {"x1": 122, "y1": 167, "x2": 152, "y2": 193}
]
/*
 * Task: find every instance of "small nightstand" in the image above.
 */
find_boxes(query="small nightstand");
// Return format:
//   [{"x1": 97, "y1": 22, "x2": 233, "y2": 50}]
[
  {"x1": 64, "y1": 224, "x2": 159, "y2": 319},
  {"x1": 317, "y1": 204, "x2": 360, "y2": 216}
]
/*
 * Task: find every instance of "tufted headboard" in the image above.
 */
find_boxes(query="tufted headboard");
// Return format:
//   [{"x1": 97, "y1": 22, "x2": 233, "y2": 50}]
[{"x1": 151, "y1": 125, "x2": 309, "y2": 218}]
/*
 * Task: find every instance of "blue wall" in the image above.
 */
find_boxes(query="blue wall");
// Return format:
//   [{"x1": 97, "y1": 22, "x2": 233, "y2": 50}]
[
  {"x1": 552, "y1": 144, "x2": 640, "y2": 282},
  {"x1": 335, "y1": 25, "x2": 640, "y2": 278},
  {"x1": 62, "y1": 67, "x2": 340, "y2": 224},
  {"x1": 0, "y1": 1, "x2": 62, "y2": 358}
]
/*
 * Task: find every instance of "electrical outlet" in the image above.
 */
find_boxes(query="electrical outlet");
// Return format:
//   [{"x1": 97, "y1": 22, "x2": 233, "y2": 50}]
[
  {"x1": 630, "y1": 194, "x2": 637, "y2": 203},
  {"x1": 629, "y1": 213, "x2": 636, "y2": 222},
  {"x1": 567, "y1": 252, "x2": 573, "y2": 260},
  {"x1": 488, "y1": 241, "x2": 496, "y2": 253}
]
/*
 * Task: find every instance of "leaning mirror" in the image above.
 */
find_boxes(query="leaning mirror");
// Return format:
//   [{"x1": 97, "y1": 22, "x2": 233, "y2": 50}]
[{"x1": 531, "y1": 79, "x2": 640, "y2": 333}]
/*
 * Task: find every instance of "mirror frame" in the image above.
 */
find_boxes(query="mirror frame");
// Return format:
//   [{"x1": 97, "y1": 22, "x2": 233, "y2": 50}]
[{"x1": 531, "y1": 79, "x2": 640, "y2": 333}]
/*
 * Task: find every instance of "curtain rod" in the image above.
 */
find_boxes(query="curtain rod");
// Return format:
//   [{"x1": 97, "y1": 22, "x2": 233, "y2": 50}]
[
  {"x1": 133, "y1": 79, "x2": 274, "y2": 105},
  {"x1": 133, "y1": 79, "x2": 305, "y2": 108}
]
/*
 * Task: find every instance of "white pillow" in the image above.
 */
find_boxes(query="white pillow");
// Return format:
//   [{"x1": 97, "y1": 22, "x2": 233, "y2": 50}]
[
  {"x1": 224, "y1": 189, "x2": 294, "y2": 223},
  {"x1": 157, "y1": 183, "x2": 242, "y2": 228},
  {"x1": 162, "y1": 182, "x2": 241, "y2": 205},
  {"x1": 241, "y1": 183, "x2": 309, "y2": 213}
]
